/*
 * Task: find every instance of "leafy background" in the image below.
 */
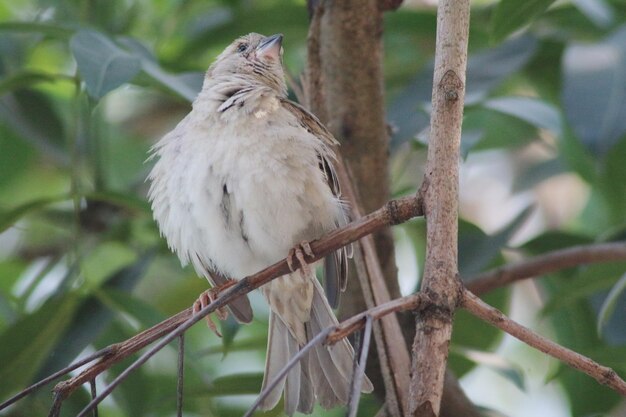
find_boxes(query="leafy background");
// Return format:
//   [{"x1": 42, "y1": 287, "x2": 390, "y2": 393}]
[{"x1": 1, "y1": 0, "x2": 626, "y2": 416}]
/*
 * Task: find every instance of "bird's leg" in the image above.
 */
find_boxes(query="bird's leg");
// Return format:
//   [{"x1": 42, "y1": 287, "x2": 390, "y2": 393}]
[
  {"x1": 287, "y1": 241, "x2": 315, "y2": 279},
  {"x1": 192, "y1": 278, "x2": 238, "y2": 337}
]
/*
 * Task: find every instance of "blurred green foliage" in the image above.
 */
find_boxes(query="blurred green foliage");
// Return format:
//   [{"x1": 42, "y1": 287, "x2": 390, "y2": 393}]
[{"x1": 1, "y1": 0, "x2": 626, "y2": 416}]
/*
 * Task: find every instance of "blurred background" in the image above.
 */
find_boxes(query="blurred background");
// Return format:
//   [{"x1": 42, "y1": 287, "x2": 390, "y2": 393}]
[{"x1": 1, "y1": 0, "x2": 626, "y2": 416}]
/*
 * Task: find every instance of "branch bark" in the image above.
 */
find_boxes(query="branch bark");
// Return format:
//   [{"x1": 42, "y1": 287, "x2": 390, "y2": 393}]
[
  {"x1": 408, "y1": 1, "x2": 470, "y2": 415},
  {"x1": 461, "y1": 289, "x2": 626, "y2": 396},
  {"x1": 466, "y1": 242, "x2": 626, "y2": 296}
]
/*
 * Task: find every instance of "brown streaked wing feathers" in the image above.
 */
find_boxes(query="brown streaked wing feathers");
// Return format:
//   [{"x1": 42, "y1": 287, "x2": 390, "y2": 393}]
[{"x1": 280, "y1": 98, "x2": 349, "y2": 308}]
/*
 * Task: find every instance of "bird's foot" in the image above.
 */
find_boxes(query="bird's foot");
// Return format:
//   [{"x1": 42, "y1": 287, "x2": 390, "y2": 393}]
[
  {"x1": 192, "y1": 278, "x2": 237, "y2": 337},
  {"x1": 287, "y1": 241, "x2": 314, "y2": 279}
]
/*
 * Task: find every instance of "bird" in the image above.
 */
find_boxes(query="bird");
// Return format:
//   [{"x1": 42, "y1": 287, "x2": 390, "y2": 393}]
[{"x1": 147, "y1": 32, "x2": 373, "y2": 415}]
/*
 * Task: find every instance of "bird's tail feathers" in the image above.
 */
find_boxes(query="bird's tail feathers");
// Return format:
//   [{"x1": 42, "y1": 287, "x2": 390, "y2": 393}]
[{"x1": 258, "y1": 280, "x2": 373, "y2": 415}]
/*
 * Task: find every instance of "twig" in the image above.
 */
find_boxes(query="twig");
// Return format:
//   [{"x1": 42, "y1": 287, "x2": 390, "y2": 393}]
[
  {"x1": 347, "y1": 315, "x2": 374, "y2": 417},
  {"x1": 177, "y1": 335, "x2": 185, "y2": 417},
  {"x1": 329, "y1": 292, "x2": 428, "y2": 344},
  {"x1": 243, "y1": 327, "x2": 333, "y2": 417},
  {"x1": 89, "y1": 379, "x2": 98, "y2": 417},
  {"x1": 466, "y1": 242, "x2": 626, "y2": 296},
  {"x1": 461, "y1": 289, "x2": 626, "y2": 396},
  {"x1": 0, "y1": 346, "x2": 114, "y2": 411},
  {"x1": 52, "y1": 309, "x2": 192, "y2": 400},
  {"x1": 46, "y1": 392, "x2": 63, "y2": 417}
]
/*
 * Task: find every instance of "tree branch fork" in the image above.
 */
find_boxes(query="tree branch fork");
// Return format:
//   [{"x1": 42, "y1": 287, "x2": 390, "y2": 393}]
[{"x1": 2, "y1": 193, "x2": 626, "y2": 414}]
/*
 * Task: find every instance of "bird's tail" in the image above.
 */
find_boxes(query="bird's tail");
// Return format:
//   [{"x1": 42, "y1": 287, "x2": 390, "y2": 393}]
[{"x1": 258, "y1": 279, "x2": 373, "y2": 415}]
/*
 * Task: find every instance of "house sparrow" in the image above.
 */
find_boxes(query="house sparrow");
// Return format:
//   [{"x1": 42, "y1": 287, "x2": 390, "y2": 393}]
[{"x1": 147, "y1": 33, "x2": 373, "y2": 414}]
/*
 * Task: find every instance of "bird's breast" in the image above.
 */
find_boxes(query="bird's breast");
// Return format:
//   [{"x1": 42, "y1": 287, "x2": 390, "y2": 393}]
[{"x1": 151, "y1": 113, "x2": 341, "y2": 280}]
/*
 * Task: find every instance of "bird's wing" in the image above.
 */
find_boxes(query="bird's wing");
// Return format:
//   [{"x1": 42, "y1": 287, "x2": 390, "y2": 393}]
[
  {"x1": 280, "y1": 98, "x2": 350, "y2": 308},
  {"x1": 209, "y1": 270, "x2": 253, "y2": 323},
  {"x1": 196, "y1": 255, "x2": 254, "y2": 323}
]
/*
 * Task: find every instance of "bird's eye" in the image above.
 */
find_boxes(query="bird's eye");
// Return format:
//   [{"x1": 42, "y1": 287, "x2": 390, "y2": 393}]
[{"x1": 237, "y1": 43, "x2": 248, "y2": 53}]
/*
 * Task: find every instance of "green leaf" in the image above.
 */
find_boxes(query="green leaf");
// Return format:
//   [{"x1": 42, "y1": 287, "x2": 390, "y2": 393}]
[
  {"x1": 86, "y1": 190, "x2": 151, "y2": 213},
  {"x1": 462, "y1": 107, "x2": 539, "y2": 152},
  {"x1": 0, "y1": 294, "x2": 79, "y2": 398},
  {"x1": 450, "y1": 288, "x2": 509, "y2": 376},
  {"x1": 451, "y1": 347, "x2": 526, "y2": 391},
  {"x1": 196, "y1": 335, "x2": 268, "y2": 356},
  {"x1": 0, "y1": 71, "x2": 75, "y2": 96},
  {"x1": 390, "y1": 35, "x2": 538, "y2": 150},
  {"x1": 219, "y1": 314, "x2": 242, "y2": 356},
  {"x1": 572, "y1": 0, "x2": 615, "y2": 28},
  {"x1": 140, "y1": 61, "x2": 202, "y2": 102},
  {"x1": 0, "y1": 194, "x2": 69, "y2": 233},
  {"x1": 81, "y1": 242, "x2": 138, "y2": 287},
  {"x1": 36, "y1": 253, "x2": 154, "y2": 379},
  {"x1": 0, "y1": 126, "x2": 35, "y2": 189},
  {"x1": 541, "y1": 261, "x2": 626, "y2": 313},
  {"x1": 596, "y1": 272, "x2": 626, "y2": 336},
  {"x1": 98, "y1": 288, "x2": 165, "y2": 328},
  {"x1": 70, "y1": 29, "x2": 142, "y2": 99},
  {"x1": 600, "y1": 135, "x2": 626, "y2": 222},
  {"x1": 0, "y1": 89, "x2": 68, "y2": 163},
  {"x1": 541, "y1": 276, "x2": 620, "y2": 414},
  {"x1": 118, "y1": 37, "x2": 202, "y2": 102},
  {"x1": 490, "y1": 0, "x2": 558, "y2": 43},
  {"x1": 0, "y1": 21, "x2": 73, "y2": 38},
  {"x1": 524, "y1": 39, "x2": 564, "y2": 103},
  {"x1": 559, "y1": 123, "x2": 598, "y2": 184},
  {"x1": 562, "y1": 26, "x2": 626, "y2": 156},
  {"x1": 482, "y1": 96, "x2": 562, "y2": 135},
  {"x1": 512, "y1": 158, "x2": 566, "y2": 192},
  {"x1": 460, "y1": 207, "x2": 533, "y2": 277},
  {"x1": 209, "y1": 373, "x2": 263, "y2": 396}
]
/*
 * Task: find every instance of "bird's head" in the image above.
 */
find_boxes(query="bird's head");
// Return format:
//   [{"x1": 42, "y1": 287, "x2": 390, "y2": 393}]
[{"x1": 207, "y1": 33, "x2": 286, "y2": 94}]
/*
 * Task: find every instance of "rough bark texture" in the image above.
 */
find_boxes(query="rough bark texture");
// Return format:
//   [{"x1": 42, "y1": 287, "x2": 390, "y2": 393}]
[{"x1": 408, "y1": 1, "x2": 470, "y2": 416}]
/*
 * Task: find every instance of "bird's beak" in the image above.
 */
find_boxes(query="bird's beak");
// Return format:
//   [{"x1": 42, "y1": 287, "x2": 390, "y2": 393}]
[{"x1": 256, "y1": 34, "x2": 283, "y2": 61}]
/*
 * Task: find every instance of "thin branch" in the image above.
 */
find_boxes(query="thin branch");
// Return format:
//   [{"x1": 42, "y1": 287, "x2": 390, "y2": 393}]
[
  {"x1": 0, "y1": 346, "x2": 114, "y2": 411},
  {"x1": 466, "y1": 242, "x2": 626, "y2": 296},
  {"x1": 46, "y1": 392, "x2": 63, "y2": 417},
  {"x1": 89, "y1": 380, "x2": 98, "y2": 417},
  {"x1": 461, "y1": 289, "x2": 626, "y2": 396},
  {"x1": 177, "y1": 335, "x2": 185, "y2": 417},
  {"x1": 244, "y1": 327, "x2": 333, "y2": 417},
  {"x1": 53, "y1": 309, "x2": 192, "y2": 400},
  {"x1": 347, "y1": 315, "x2": 374, "y2": 417},
  {"x1": 329, "y1": 292, "x2": 429, "y2": 344}
]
